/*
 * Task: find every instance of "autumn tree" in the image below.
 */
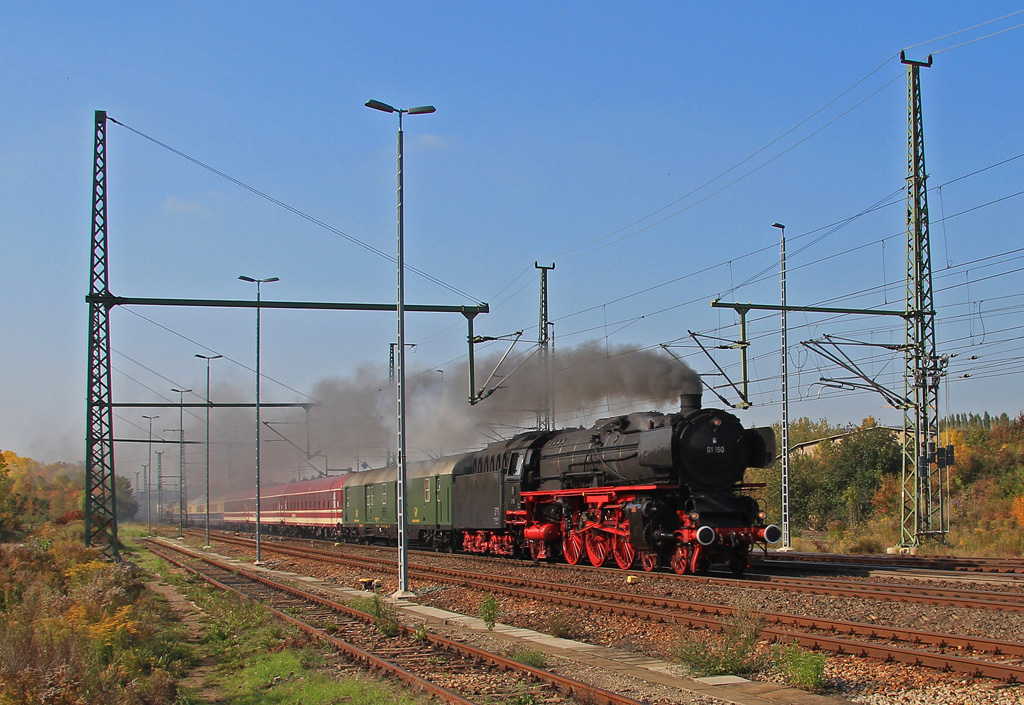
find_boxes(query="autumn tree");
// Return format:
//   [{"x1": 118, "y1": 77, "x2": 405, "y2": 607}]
[
  {"x1": 0, "y1": 450, "x2": 23, "y2": 537},
  {"x1": 115, "y1": 474, "x2": 139, "y2": 520},
  {"x1": 812, "y1": 425, "x2": 901, "y2": 525}
]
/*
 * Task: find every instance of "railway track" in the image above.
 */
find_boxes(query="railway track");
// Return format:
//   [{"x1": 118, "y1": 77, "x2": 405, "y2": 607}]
[
  {"x1": 712, "y1": 572, "x2": 1024, "y2": 611},
  {"x1": 191, "y1": 530, "x2": 1024, "y2": 683},
  {"x1": 755, "y1": 550, "x2": 1024, "y2": 575},
  {"x1": 143, "y1": 538, "x2": 643, "y2": 705},
  {"x1": 192, "y1": 529, "x2": 1024, "y2": 612}
]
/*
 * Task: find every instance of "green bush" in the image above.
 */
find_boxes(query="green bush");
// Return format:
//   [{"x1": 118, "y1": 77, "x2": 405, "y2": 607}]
[
  {"x1": 412, "y1": 622, "x2": 428, "y2": 641},
  {"x1": 370, "y1": 595, "x2": 400, "y2": 637},
  {"x1": 510, "y1": 647, "x2": 547, "y2": 669},
  {"x1": 479, "y1": 593, "x2": 499, "y2": 631},
  {"x1": 675, "y1": 606, "x2": 763, "y2": 676},
  {"x1": 772, "y1": 641, "x2": 827, "y2": 692}
]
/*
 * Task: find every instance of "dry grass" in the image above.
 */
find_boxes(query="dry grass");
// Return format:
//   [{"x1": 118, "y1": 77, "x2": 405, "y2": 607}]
[{"x1": 0, "y1": 538, "x2": 194, "y2": 705}]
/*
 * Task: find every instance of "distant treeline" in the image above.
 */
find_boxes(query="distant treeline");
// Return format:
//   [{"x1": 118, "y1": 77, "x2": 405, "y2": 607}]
[
  {"x1": 746, "y1": 412, "x2": 1024, "y2": 555},
  {"x1": 0, "y1": 450, "x2": 138, "y2": 539}
]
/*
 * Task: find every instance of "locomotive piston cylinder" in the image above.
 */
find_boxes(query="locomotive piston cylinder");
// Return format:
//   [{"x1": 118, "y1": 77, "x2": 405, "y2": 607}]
[{"x1": 524, "y1": 523, "x2": 561, "y2": 542}]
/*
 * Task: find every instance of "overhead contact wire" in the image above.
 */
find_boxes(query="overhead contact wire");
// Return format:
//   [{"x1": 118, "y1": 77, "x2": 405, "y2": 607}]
[{"x1": 107, "y1": 118, "x2": 482, "y2": 304}]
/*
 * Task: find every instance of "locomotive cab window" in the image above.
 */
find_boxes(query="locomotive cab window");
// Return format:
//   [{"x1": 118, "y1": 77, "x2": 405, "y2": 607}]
[{"x1": 506, "y1": 452, "x2": 524, "y2": 478}]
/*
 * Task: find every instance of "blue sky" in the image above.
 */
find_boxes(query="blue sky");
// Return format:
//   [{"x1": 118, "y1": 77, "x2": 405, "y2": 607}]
[{"x1": 3, "y1": 3, "x2": 1023, "y2": 488}]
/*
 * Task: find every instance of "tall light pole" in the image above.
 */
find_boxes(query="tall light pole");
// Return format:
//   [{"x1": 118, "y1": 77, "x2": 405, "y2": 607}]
[
  {"x1": 142, "y1": 415, "x2": 158, "y2": 535},
  {"x1": 171, "y1": 387, "x2": 192, "y2": 539},
  {"x1": 239, "y1": 275, "x2": 279, "y2": 564},
  {"x1": 773, "y1": 222, "x2": 791, "y2": 551},
  {"x1": 365, "y1": 98, "x2": 435, "y2": 597},
  {"x1": 196, "y1": 354, "x2": 223, "y2": 549},
  {"x1": 155, "y1": 451, "x2": 164, "y2": 525}
]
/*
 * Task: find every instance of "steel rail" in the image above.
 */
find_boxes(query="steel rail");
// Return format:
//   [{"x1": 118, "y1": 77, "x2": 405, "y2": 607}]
[
  {"x1": 194, "y1": 531, "x2": 1024, "y2": 649},
  {"x1": 434, "y1": 570, "x2": 1024, "y2": 682},
  {"x1": 757, "y1": 551, "x2": 1024, "y2": 574},
  {"x1": 415, "y1": 565, "x2": 1024, "y2": 658},
  {"x1": 148, "y1": 539, "x2": 643, "y2": 705},
  {"x1": 736, "y1": 573, "x2": 1024, "y2": 610},
  {"x1": 193, "y1": 532, "x2": 1024, "y2": 681},
  {"x1": 145, "y1": 541, "x2": 478, "y2": 705}
]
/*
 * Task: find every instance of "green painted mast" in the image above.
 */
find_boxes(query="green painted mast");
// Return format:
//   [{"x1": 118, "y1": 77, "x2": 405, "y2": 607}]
[
  {"x1": 900, "y1": 52, "x2": 946, "y2": 547},
  {"x1": 85, "y1": 109, "x2": 120, "y2": 559}
]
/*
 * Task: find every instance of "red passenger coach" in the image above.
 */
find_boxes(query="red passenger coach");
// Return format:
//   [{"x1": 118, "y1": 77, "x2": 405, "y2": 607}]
[{"x1": 222, "y1": 474, "x2": 350, "y2": 538}]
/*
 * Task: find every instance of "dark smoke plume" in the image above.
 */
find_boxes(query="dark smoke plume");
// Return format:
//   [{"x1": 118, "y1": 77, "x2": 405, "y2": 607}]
[{"x1": 305, "y1": 341, "x2": 699, "y2": 470}]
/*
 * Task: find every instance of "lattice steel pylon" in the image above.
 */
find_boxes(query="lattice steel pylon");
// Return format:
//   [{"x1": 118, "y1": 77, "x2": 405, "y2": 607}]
[
  {"x1": 85, "y1": 109, "x2": 120, "y2": 559},
  {"x1": 900, "y1": 53, "x2": 946, "y2": 547},
  {"x1": 535, "y1": 262, "x2": 554, "y2": 431}
]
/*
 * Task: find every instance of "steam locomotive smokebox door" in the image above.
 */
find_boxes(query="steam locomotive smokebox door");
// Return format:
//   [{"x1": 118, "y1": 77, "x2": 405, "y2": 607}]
[
  {"x1": 638, "y1": 427, "x2": 673, "y2": 468},
  {"x1": 453, "y1": 471, "x2": 504, "y2": 529}
]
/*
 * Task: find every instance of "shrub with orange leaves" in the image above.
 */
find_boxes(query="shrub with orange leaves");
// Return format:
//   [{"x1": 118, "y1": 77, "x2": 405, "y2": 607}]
[{"x1": 1012, "y1": 496, "x2": 1024, "y2": 528}]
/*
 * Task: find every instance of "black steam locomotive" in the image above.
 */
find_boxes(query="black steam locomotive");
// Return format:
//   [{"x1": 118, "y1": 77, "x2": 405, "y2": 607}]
[
  {"x1": 219, "y1": 391, "x2": 780, "y2": 575},
  {"x1": 492, "y1": 391, "x2": 779, "y2": 574}
]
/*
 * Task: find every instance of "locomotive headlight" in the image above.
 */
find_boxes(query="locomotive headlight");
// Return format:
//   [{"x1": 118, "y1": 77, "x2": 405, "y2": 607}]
[
  {"x1": 758, "y1": 511, "x2": 766, "y2": 520},
  {"x1": 689, "y1": 511, "x2": 700, "y2": 521},
  {"x1": 711, "y1": 417, "x2": 722, "y2": 427}
]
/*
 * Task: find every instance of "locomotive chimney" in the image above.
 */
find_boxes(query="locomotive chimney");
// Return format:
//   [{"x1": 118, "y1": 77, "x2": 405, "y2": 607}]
[{"x1": 679, "y1": 390, "x2": 702, "y2": 415}]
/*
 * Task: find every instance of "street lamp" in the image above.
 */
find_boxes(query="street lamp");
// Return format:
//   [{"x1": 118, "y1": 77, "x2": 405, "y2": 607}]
[
  {"x1": 366, "y1": 98, "x2": 435, "y2": 597},
  {"x1": 772, "y1": 221, "x2": 791, "y2": 551},
  {"x1": 239, "y1": 275, "x2": 279, "y2": 564},
  {"x1": 155, "y1": 451, "x2": 163, "y2": 524},
  {"x1": 171, "y1": 388, "x2": 192, "y2": 539},
  {"x1": 142, "y1": 415, "x2": 159, "y2": 535},
  {"x1": 196, "y1": 354, "x2": 223, "y2": 549}
]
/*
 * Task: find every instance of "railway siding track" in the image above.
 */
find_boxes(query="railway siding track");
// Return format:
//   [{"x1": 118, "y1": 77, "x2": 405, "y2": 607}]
[
  {"x1": 756, "y1": 551, "x2": 1024, "y2": 575},
  {"x1": 191, "y1": 532, "x2": 1024, "y2": 683},
  {"x1": 216, "y1": 531, "x2": 1024, "y2": 612},
  {"x1": 737, "y1": 573, "x2": 1024, "y2": 610},
  {"x1": 421, "y1": 565, "x2": 1024, "y2": 682},
  {"x1": 144, "y1": 539, "x2": 643, "y2": 705}
]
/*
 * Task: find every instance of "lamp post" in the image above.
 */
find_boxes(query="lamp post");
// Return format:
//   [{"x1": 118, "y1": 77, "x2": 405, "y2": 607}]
[
  {"x1": 171, "y1": 388, "x2": 192, "y2": 539},
  {"x1": 239, "y1": 275, "x2": 279, "y2": 564},
  {"x1": 365, "y1": 98, "x2": 435, "y2": 597},
  {"x1": 155, "y1": 450, "x2": 164, "y2": 524},
  {"x1": 196, "y1": 354, "x2": 223, "y2": 549},
  {"x1": 142, "y1": 415, "x2": 158, "y2": 535},
  {"x1": 773, "y1": 222, "x2": 791, "y2": 551}
]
